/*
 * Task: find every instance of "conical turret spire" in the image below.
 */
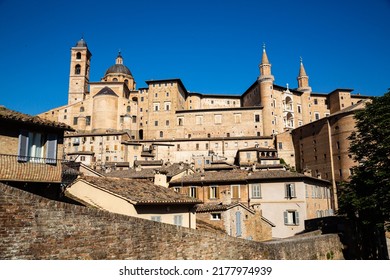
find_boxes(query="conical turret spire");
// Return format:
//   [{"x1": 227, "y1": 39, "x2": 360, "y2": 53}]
[
  {"x1": 259, "y1": 43, "x2": 273, "y2": 78},
  {"x1": 261, "y1": 43, "x2": 270, "y2": 64},
  {"x1": 299, "y1": 57, "x2": 307, "y2": 77},
  {"x1": 297, "y1": 57, "x2": 310, "y2": 90}
]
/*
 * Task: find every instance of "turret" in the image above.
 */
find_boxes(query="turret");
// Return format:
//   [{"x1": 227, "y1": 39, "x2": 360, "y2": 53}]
[{"x1": 258, "y1": 44, "x2": 275, "y2": 136}]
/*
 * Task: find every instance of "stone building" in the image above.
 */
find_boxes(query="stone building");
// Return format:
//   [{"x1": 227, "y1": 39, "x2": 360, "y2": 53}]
[
  {"x1": 38, "y1": 38, "x2": 370, "y2": 171},
  {"x1": 169, "y1": 169, "x2": 332, "y2": 238}
]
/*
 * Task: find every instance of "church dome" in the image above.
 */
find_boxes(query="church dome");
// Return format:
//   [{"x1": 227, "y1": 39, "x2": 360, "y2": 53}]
[
  {"x1": 105, "y1": 64, "x2": 132, "y2": 76},
  {"x1": 104, "y1": 52, "x2": 132, "y2": 76}
]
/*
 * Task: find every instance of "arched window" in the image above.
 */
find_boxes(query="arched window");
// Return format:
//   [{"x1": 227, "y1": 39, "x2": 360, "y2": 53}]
[
  {"x1": 80, "y1": 106, "x2": 84, "y2": 112},
  {"x1": 76, "y1": 52, "x2": 81, "y2": 59},
  {"x1": 126, "y1": 106, "x2": 131, "y2": 113},
  {"x1": 160, "y1": 131, "x2": 163, "y2": 138},
  {"x1": 75, "y1": 64, "x2": 81, "y2": 75},
  {"x1": 113, "y1": 78, "x2": 118, "y2": 82},
  {"x1": 124, "y1": 79, "x2": 128, "y2": 85}
]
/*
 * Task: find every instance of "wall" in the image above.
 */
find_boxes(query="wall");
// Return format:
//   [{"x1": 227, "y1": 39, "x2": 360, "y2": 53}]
[{"x1": 0, "y1": 182, "x2": 344, "y2": 260}]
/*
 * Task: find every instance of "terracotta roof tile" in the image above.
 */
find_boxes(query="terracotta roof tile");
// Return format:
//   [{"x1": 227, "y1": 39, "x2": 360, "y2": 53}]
[
  {"x1": 0, "y1": 106, "x2": 73, "y2": 130},
  {"x1": 77, "y1": 176, "x2": 202, "y2": 205}
]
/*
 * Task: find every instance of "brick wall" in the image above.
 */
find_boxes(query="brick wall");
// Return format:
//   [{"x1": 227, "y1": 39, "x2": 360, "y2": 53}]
[{"x1": 0, "y1": 182, "x2": 344, "y2": 260}]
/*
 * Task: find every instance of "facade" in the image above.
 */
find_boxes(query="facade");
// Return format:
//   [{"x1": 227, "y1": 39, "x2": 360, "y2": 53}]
[
  {"x1": 169, "y1": 169, "x2": 332, "y2": 238},
  {"x1": 291, "y1": 101, "x2": 368, "y2": 209},
  {"x1": 65, "y1": 176, "x2": 201, "y2": 229},
  {"x1": 0, "y1": 106, "x2": 73, "y2": 184},
  {"x1": 196, "y1": 202, "x2": 274, "y2": 241},
  {"x1": 38, "y1": 39, "x2": 370, "y2": 171}
]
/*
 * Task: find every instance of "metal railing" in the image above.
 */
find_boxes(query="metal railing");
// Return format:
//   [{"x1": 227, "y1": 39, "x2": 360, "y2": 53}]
[{"x1": 0, "y1": 154, "x2": 63, "y2": 183}]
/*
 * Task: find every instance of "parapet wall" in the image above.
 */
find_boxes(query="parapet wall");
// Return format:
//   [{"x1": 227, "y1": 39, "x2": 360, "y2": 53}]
[{"x1": 0, "y1": 183, "x2": 343, "y2": 260}]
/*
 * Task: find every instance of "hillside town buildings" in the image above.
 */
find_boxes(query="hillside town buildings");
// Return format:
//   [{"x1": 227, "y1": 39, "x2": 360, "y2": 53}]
[{"x1": 33, "y1": 38, "x2": 372, "y2": 238}]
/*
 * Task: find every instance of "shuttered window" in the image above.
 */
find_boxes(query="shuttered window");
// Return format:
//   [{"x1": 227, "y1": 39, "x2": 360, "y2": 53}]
[
  {"x1": 174, "y1": 215, "x2": 183, "y2": 226},
  {"x1": 17, "y1": 130, "x2": 29, "y2": 162},
  {"x1": 284, "y1": 210, "x2": 299, "y2": 225},
  {"x1": 46, "y1": 134, "x2": 58, "y2": 164}
]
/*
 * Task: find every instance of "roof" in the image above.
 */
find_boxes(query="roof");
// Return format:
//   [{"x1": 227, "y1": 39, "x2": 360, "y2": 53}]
[
  {"x1": 105, "y1": 163, "x2": 192, "y2": 179},
  {"x1": 170, "y1": 169, "x2": 331, "y2": 186},
  {"x1": 238, "y1": 146, "x2": 277, "y2": 152},
  {"x1": 105, "y1": 64, "x2": 132, "y2": 76},
  {"x1": 74, "y1": 38, "x2": 87, "y2": 47},
  {"x1": 72, "y1": 176, "x2": 202, "y2": 205},
  {"x1": 196, "y1": 202, "x2": 255, "y2": 214},
  {"x1": 106, "y1": 168, "x2": 155, "y2": 179},
  {"x1": 94, "y1": 86, "x2": 118, "y2": 97},
  {"x1": 0, "y1": 106, "x2": 73, "y2": 131}
]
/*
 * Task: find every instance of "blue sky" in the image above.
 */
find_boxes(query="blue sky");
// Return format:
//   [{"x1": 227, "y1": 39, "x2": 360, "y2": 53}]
[{"x1": 0, "y1": 0, "x2": 389, "y2": 115}]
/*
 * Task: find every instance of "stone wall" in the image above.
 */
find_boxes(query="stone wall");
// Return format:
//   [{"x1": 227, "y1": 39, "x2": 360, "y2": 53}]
[{"x1": 0, "y1": 182, "x2": 344, "y2": 260}]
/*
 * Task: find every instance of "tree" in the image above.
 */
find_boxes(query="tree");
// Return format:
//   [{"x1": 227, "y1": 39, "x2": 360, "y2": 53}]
[{"x1": 338, "y1": 89, "x2": 390, "y2": 259}]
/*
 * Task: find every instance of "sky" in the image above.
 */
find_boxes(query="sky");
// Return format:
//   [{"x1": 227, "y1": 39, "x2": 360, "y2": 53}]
[{"x1": 0, "y1": 0, "x2": 389, "y2": 115}]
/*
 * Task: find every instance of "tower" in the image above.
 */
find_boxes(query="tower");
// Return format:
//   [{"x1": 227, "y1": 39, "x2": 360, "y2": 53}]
[
  {"x1": 68, "y1": 38, "x2": 92, "y2": 105},
  {"x1": 258, "y1": 44, "x2": 275, "y2": 136},
  {"x1": 297, "y1": 58, "x2": 312, "y2": 124}
]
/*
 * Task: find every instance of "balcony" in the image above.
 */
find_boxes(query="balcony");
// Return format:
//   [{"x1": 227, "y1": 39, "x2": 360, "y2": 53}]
[{"x1": 0, "y1": 154, "x2": 63, "y2": 183}]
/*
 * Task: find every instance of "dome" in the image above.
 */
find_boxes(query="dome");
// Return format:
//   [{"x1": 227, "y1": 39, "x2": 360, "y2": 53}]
[
  {"x1": 105, "y1": 64, "x2": 132, "y2": 76},
  {"x1": 75, "y1": 38, "x2": 88, "y2": 48}
]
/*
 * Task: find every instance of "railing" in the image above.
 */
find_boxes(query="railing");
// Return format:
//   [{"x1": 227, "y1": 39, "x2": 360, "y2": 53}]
[{"x1": 0, "y1": 154, "x2": 63, "y2": 183}]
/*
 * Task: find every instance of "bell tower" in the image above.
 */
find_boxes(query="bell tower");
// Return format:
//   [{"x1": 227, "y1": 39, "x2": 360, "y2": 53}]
[{"x1": 68, "y1": 38, "x2": 92, "y2": 105}]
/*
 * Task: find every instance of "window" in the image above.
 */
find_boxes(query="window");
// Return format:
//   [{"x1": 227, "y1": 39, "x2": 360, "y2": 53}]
[
  {"x1": 196, "y1": 143, "x2": 199, "y2": 150},
  {"x1": 73, "y1": 117, "x2": 78, "y2": 125},
  {"x1": 284, "y1": 210, "x2": 299, "y2": 225},
  {"x1": 76, "y1": 52, "x2": 81, "y2": 59},
  {"x1": 195, "y1": 115, "x2": 203, "y2": 125},
  {"x1": 254, "y1": 114, "x2": 260, "y2": 122},
  {"x1": 314, "y1": 99, "x2": 318, "y2": 105},
  {"x1": 211, "y1": 213, "x2": 221, "y2": 220},
  {"x1": 315, "y1": 112, "x2": 320, "y2": 120},
  {"x1": 214, "y1": 114, "x2": 222, "y2": 124},
  {"x1": 285, "y1": 183, "x2": 296, "y2": 199},
  {"x1": 189, "y1": 187, "x2": 197, "y2": 198},
  {"x1": 178, "y1": 117, "x2": 183, "y2": 126},
  {"x1": 75, "y1": 64, "x2": 81, "y2": 75},
  {"x1": 159, "y1": 131, "x2": 163, "y2": 138},
  {"x1": 231, "y1": 185, "x2": 240, "y2": 199},
  {"x1": 278, "y1": 142, "x2": 283, "y2": 150},
  {"x1": 174, "y1": 215, "x2": 183, "y2": 226},
  {"x1": 154, "y1": 121, "x2": 158, "y2": 126},
  {"x1": 126, "y1": 106, "x2": 131, "y2": 113},
  {"x1": 165, "y1": 120, "x2": 169, "y2": 126},
  {"x1": 86, "y1": 116, "x2": 91, "y2": 126},
  {"x1": 151, "y1": 216, "x2": 161, "y2": 222},
  {"x1": 153, "y1": 103, "x2": 160, "y2": 111},
  {"x1": 18, "y1": 131, "x2": 57, "y2": 164},
  {"x1": 234, "y1": 114, "x2": 241, "y2": 124},
  {"x1": 251, "y1": 184, "x2": 261, "y2": 198},
  {"x1": 297, "y1": 105, "x2": 301, "y2": 114},
  {"x1": 80, "y1": 106, "x2": 84, "y2": 112},
  {"x1": 209, "y1": 185, "x2": 218, "y2": 199},
  {"x1": 164, "y1": 102, "x2": 171, "y2": 111}
]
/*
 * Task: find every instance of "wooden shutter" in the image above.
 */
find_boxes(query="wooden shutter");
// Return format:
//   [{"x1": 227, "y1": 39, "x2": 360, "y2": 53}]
[
  {"x1": 45, "y1": 134, "x2": 58, "y2": 164},
  {"x1": 295, "y1": 211, "x2": 300, "y2": 225},
  {"x1": 17, "y1": 130, "x2": 29, "y2": 162},
  {"x1": 236, "y1": 211, "x2": 242, "y2": 237},
  {"x1": 283, "y1": 211, "x2": 288, "y2": 225}
]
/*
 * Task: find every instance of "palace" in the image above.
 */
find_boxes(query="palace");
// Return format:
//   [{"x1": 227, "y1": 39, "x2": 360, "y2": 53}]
[{"x1": 38, "y1": 38, "x2": 370, "y2": 181}]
